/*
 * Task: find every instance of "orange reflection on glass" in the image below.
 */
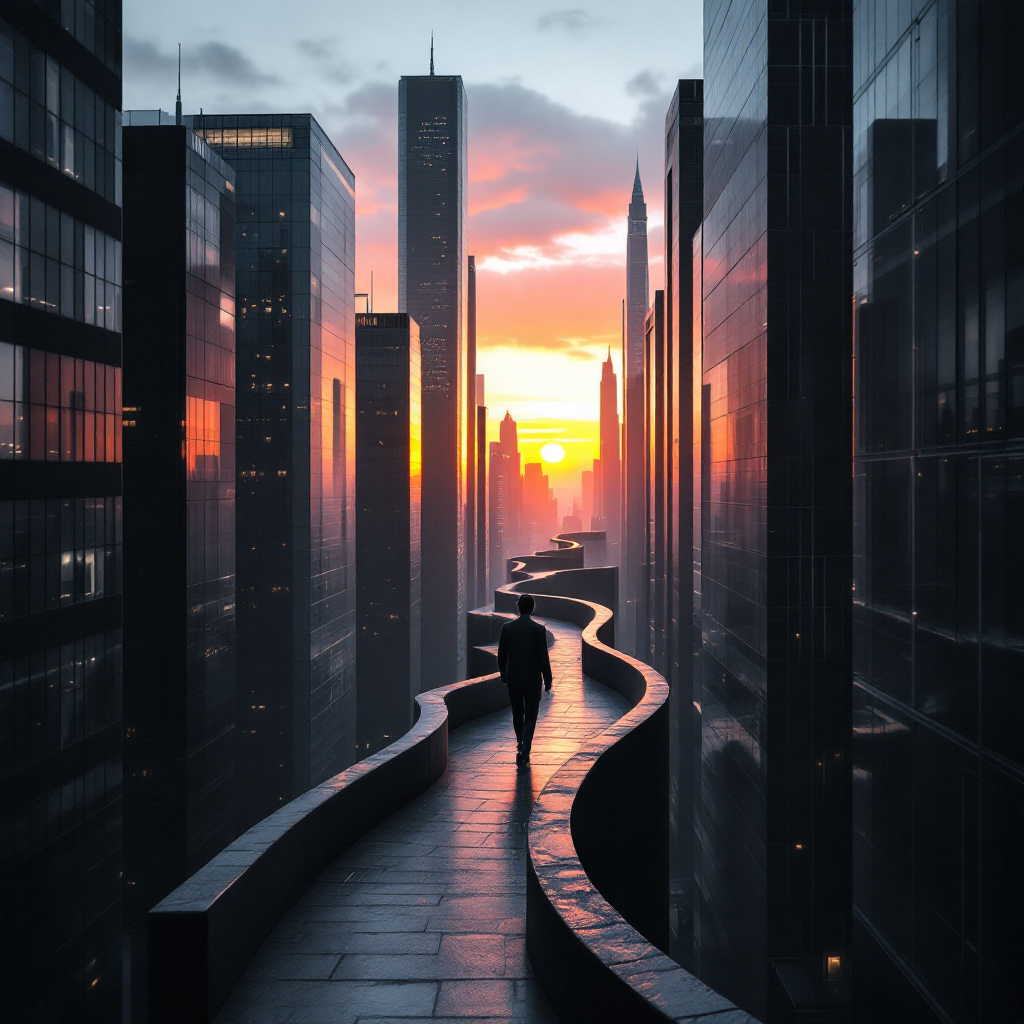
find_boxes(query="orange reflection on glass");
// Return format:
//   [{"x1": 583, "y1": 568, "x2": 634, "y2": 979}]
[{"x1": 186, "y1": 396, "x2": 220, "y2": 479}]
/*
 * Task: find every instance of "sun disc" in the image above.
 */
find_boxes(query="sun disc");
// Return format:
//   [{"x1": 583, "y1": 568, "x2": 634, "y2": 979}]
[{"x1": 540, "y1": 443, "x2": 565, "y2": 463}]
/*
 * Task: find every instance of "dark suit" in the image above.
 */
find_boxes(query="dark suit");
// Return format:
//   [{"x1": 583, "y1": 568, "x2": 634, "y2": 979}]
[{"x1": 497, "y1": 613, "x2": 553, "y2": 755}]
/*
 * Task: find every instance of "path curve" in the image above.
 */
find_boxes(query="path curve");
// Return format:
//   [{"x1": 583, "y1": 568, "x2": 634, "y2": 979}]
[{"x1": 214, "y1": 617, "x2": 629, "y2": 1023}]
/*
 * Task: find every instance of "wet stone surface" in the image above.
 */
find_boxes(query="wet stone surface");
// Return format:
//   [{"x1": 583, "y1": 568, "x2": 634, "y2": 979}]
[{"x1": 215, "y1": 616, "x2": 628, "y2": 1023}]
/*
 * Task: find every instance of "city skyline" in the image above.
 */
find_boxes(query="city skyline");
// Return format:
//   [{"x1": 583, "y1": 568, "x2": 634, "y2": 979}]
[
  {"x1": 120, "y1": 4, "x2": 705, "y2": 487},
  {"x1": 3, "y1": 2, "x2": 1022, "y2": 1022}
]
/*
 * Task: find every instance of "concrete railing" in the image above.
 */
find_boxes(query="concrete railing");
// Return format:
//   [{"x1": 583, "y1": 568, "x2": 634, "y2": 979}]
[
  {"x1": 146, "y1": 672, "x2": 510, "y2": 1024},
  {"x1": 503, "y1": 570, "x2": 758, "y2": 1024}
]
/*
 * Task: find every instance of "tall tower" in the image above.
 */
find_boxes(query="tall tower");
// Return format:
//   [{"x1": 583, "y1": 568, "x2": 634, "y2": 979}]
[
  {"x1": 599, "y1": 351, "x2": 620, "y2": 563},
  {"x1": 192, "y1": 114, "x2": 358, "y2": 829},
  {"x1": 0, "y1": 7, "x2": 125, "y2": 1021},
  {"x1": 398, "y1": 64, "x2": 468, "y2": 688},
  {"x1": 498, "y1": 411, "x2": 522, "y2": 552},
  {"x1": 623, "y1": 162, "x2": 649, "y2": 654}
]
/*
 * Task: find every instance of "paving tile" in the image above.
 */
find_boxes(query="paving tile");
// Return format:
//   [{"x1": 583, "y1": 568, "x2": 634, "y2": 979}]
[
  {"x1": 435, "y1": 979, "x2": 515, "y2": 1017},
  {"x1": 214, "y1": 617, "x2": 628, "y2": 1024}
]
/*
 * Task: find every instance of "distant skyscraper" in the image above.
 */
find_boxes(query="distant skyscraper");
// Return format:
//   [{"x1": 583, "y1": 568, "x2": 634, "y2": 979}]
[
  {"x1": 664, "y1": 78, "x2": 704, "y2": 973},
  {"x1": 581, "y1": 468, "x2": 594, "y2": 530},
  {"x1": 466, "y1": 255, "x2": 477, "y2": 614},
  {"x1": 475, "y1": 377, "x2": 487, "y2": 608},
  {"x1": 398, "y1": 65, "x2": 468, "y2": 688},
  {"x1": 852, "y1": 4, "x2": 1024, "y2": 1021},
  {"x1": 523, "y1": 462, "x2": 555, "y2": 548},
  {"x1": 599, "y1": 351, "x2": 620, "y2": 560},
  {"x1": 121, "y1": 118, "x2": 237, "y2": 1016},
  {"x1": 0, "y1": 8, "x2": 125, "y2": 1020},
  {"x1": 355, "y1": 313, "x2": 421, "y2": 756},
  {"x1": 623, "y1": 163, "x2": 649, "y2": 655},
  {"x1": 695, "y1": 5, "x2": 852, "y2": 1020},
  {"x1": 498, "y1": 410, "x2": 522, "y2": 550},
  {"x1": 645, "y1": 291, "x2": 665, "y2": 671},
  {"x1": 488, "y1": 441, "x2": 510, "y2": 592},
  {"x1": 190, "y1": 114, "x2": 357, "y2": 830}
]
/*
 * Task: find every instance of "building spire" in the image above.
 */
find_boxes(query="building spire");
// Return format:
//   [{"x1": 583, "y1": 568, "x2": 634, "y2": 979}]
[
  {"x1": 430, "y1": 32, "x2": 434, "y2": 75},
  {"x1": 175, "y1": 43, "x2": 182, "y2": 125},
  {"x1": 632, "y1": 155, "x2": 642, "y2": 197}
]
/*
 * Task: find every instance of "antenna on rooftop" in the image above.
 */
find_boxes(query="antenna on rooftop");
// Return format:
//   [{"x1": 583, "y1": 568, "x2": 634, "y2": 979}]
[
  {"x1": 175, "y1": 43, "x2": 182, "y2": 125},
  {"x1": 430, "y1": 32, "x2": 434, "y2": 75}
]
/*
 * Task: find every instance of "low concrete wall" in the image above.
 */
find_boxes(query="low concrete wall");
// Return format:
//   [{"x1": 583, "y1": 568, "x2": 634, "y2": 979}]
[
  {"x1": 147, "y1": 673, "x2": 510, "y2": 1024},
  {"x1": 509, "y1": 572, "x2": 759, "y2": 1024},
  {"x1": 501, "y1": 565, "x2": 618, "y2": 629}
]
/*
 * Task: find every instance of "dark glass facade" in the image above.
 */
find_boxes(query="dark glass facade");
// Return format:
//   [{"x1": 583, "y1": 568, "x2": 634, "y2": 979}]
[
  {"x1": 623, "y1": 166, "x2": 649, "y2": 656},
  {"x1": 851, "y1": 2, "x2": 1024, "y2": 1021},
  {"x1": 355, "y1": 312, "x2": 420, "y2": 756},
  {"x1": 644, "y1": 289, "x2": 665, "y2": 671},
  {"x1": 664, "y1": 78, "x2": 704, "y2": 972},
  {"x1": 189, "y1": 114, "x2": 356, "y2": 830},
  {"x1": 398, "y1": 73, "x2": 467, "y2": 688},
  {"x1": 0, "y1": 2, "x2": 123, "y2": 1020},
  {"x1": 697, "y1": 4, "x2": 853, "y2": 1021},
  {"x1": 121, "y1": 120, "x2": 236, "y2": 1017}
]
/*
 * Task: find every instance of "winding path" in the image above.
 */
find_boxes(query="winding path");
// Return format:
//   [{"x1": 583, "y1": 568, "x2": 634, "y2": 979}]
[{"x1": 214, "y1": 617, "x2": 629, "y2": 1023}]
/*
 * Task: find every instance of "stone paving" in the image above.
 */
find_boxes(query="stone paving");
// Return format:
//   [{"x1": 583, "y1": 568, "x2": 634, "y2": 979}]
[{"x1": 214, "y1": 616, "x2": 629, "y2": 1024}]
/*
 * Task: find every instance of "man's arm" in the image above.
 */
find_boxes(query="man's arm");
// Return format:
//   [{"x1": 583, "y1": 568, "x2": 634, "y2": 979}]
[
  {"x1": 539, "y1": 626, "x2": 553, "y2": 690},
  {"x1": 497, "y1": 623, "x2": 509, "y2": 682}
]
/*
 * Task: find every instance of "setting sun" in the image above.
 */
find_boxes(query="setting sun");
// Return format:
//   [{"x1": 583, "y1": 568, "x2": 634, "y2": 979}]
[{"x1": 540, "y1": 443, "x2": 565, "y2": 464}]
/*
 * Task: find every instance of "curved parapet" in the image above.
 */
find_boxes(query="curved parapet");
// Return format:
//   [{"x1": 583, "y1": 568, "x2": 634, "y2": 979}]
[
  {"x1": 147, "y1": 673, "x2": 510, "y2": 1024},
  {"x1": 510, "y1": 571, "x2": 759, "y2": 1024}
]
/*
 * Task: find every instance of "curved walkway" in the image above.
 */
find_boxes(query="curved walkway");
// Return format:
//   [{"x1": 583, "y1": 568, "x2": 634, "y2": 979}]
[{"x1": 215, "y1": 617, "x2": 629, "y2": 1024}]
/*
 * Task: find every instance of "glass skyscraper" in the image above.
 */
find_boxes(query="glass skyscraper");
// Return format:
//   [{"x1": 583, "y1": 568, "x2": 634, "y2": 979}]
[
  {"x1": 664, "y1": 77, "x2": 704, "y2": 973},
  {"x1": 398, "y1": 71, "x2": 467, "y2": 688},
  {"x1": 120, "y1": 116, "x2": 236, "y2": 1016},
  {"x1": 697, "y1": 4, "x2": 853, "y2": 1021},
  {"x1": 623, "y1": 164, "x2": 649, "y2": 656},
  {"x1": 189, "y1": 114, "x2": 356, "y2": 831},
  {"x1": 355, "y1": 312, "x2": 421, "y2": 756},
  {"x1": 0, "y1": 3, "x2": 124, "y2": 1020},
  {"x1": 851, "y1": 2, "x2": 1023, "y2": 1021}
]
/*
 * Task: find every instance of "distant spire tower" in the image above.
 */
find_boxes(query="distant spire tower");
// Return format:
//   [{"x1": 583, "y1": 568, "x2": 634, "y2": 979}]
[
  {"x1": 430, "y1": 32, "x2": 435, "y2": 75},
  {"x1": 175, "y1": 43, "x2": 182, "y2": 125}
]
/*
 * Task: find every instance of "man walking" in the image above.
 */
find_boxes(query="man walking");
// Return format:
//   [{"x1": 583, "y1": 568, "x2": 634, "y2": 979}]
[{"x1": 497, "y1": 594, "x2": 553, "y2": 766}]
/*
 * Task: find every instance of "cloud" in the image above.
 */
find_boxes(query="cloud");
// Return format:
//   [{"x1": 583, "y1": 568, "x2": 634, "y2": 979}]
[
  {"x1": 123, "y1": 37, "x2": 280, "y2": 87},
  {"x1": 626, "y1": 71, "x2": 662, "y2": 98},
  {"x1": 186, "y1": 42, "x2": 280, "y2": 86},
  {"x1": 124, "y1": 37, "x2": 177, "y2": 79},
  {"x1": 536, "y1": 9, "x2": 600, "y2": 33},
  {"x1": 295, "y1": 39, "x2": 355, "y2": 85}
]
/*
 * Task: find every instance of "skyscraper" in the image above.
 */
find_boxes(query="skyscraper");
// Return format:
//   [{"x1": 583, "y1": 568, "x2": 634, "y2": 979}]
[
  {"x1": 355, "y1": 312, "x2": 421, "y2": 757},
  {"x1": 851, "y1": 3, "x2": 1024, "y2": 1021},
  {"x1": 488, "y1": 441, "x2": 510, "y2": 593},
  {"x1": 475, "y1": 375, "x2": 487, "y2": 608},
  {"x1": 696, "y1": 4, "x2": 852, "y2": 1021},
  {"x1": 581, "y1": 468, "x2": 594, "y2": 530},
  {"x1": 121, "y1": 117, "x2": 237, "y2": 1016},
  {"x1": 599, "y1": 350, "x2": 620, "y2": 562},
  {"x1": 623, "y1": 163, "x2": 649, "y2": 655},
  {"x1": 498, "y1": 409, "x2": 522, "y2": 551},
  {"x1": 0, "y1": 7, "x2": 125, "y2": 1020},
  {"x1": 645, "y1": 290, "x2": 666, "y2": 671},
  {"x1": 664, "y1": 77, "x2": 704, "y2": 973},
  {"x1": 466, "y1": 255, "x2": 477, "y2": 613},
  {"x1": 398, "y1": 64, "x2": 468, "y2": 688},
  {"x1": 189, "y1": 114, "x2": 357, "y2": 830}
]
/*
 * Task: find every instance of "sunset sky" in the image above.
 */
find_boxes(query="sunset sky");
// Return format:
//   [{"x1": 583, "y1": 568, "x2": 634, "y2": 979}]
[{"x1": 124, "y1": 0, "x2": 703, "y2": 504}]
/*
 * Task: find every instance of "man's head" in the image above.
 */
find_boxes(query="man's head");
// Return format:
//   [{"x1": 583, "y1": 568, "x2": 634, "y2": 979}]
[{"x1": 516, "y1": 593, "x2": 536, "y2": 616}]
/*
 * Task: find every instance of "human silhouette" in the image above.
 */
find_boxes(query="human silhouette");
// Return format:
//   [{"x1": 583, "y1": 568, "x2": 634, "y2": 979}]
[{"x1": 497, "y1": 593, "x2": 553, "y2": 766}]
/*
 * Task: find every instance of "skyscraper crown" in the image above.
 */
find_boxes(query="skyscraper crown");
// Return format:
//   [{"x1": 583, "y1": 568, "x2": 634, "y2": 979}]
[{"x1": 632, "y1": 157, "x2": 643, "y2": 199}]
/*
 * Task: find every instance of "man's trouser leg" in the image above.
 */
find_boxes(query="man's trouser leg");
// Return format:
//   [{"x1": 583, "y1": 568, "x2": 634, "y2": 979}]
[
  {"x1": 520, "y1": 685, "x2": 542, "y2": 755},
  {"x1": 508, "y1": 684, "x2": 526, "y2": 748}
]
